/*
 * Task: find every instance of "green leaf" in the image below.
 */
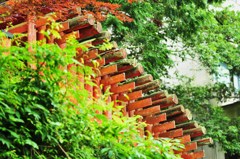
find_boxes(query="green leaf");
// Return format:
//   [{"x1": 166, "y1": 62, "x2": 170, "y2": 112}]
[
  {"x1": 9, "y1": 115, "x2": 24, "y2": 123},
  {"x1": 25, "y1": 139, "x2": 39, "y2": 149},
  {"x1": 0, "y1": 135, "x2": 13, "y2": 148}
]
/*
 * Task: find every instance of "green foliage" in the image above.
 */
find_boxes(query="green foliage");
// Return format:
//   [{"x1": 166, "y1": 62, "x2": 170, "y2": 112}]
[
  {"x1": 191, "y1": 9, "x2": 240, "y2": 74},
  {"x1": 102, "y1": 0, "x2": 228, "y2": 78},
  {"x1": 97, "y1": 40, "x2": 114, "y2": 51},
  {"x1": 0, "y1": 32, "x2": 183, "y2": 158}
]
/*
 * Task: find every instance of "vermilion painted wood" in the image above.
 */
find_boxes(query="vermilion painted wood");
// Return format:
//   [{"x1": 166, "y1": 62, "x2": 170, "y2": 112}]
[
  {"x1": 161, "y1": 105, "x2": 185, "y2": 118},
  {"x1": 84, "y1": 58, "x2": 105, "y2": 67},
  {"x1": 58, "y1": 21, "x2": 70, "y2": 32},
  {"x1": 192, "y1": 151, "x2": 205, "y2": 159},
  {"x1": 152, "y1": 94, "x2": 178, "y2": 107},
  {"x1": 133, "y1": 80, "x2": 160, "y2": 93},
  {"x1": 191, "y1": 131, "x2": 206, "y2": 138},
  {"x1": 135, "y1": 74, "x2": 153, "y2": 86},
  {"x1": 35, "y1": 13, "x2": 61, "y2": 27},
  {"x1": 125, "y1": 65, "x2": 144, "y2": 79},
  {"x1": 76, "y1": 45, "x2": 91, "y2": 59},
  {"x1": 82, "y1": 49, "x2": 98, "y2": 60},
  {"x1": 93, "y1": 77, "x2": 101, "y2": 99},
  {"x1": 59, "y1": 43, "x2": 66, "y2": 49},
  {"x1": 129, "y1": 109, "x2": 135, "y2": 117},
  {"x1": 145, "y1": 113, "x2": 167, "y2": 124},
  {"x1": 146, "y1": 124, "x2": 153, "y2": 134},
  {"x1": 55, "y1": 31, "x2": 80, "y2": 45},
  {"x1": 134, "y1": 105, "x2": 160, "y2": 117},
  {"x1": 110, "y1": 82, "x2": 135, "y2": 94},
  {"x1": 168, "y1": 110, "x2": 186, "y2": 118},
  {"x1": 92, "y1": 39, "x2": 105, "y2": 46},
  {"x1": 120, "y1": 75, "x2": 153, "y2": 91},
  {"x1": 152, "y1": 121, "x2": 175, "y2": 134},
  {"x1": 117, "y1": 64, "x2": 134, "y2": 73},
  {"x1": 119, "y1": 101, "x2": 128, "y2": 117},
  {"x1": 37, "y1": 25, "x2": 46, "y2": 40},
  {"x1": 176, "y1": 121, "x2": 198, "y2": 130},
  {"x1": 181, "y1": 152, "x2": 205, "y2": 159},
  {"x1": 35, "y1": 17, "x2": 50, "y2": 28},
  {"x1": 8, "y1": 22, "x2": 28, "y2": 34},
  {"x1": 177, "y1": 135, "x2": 191, "y2": 144},
  {"x1": 77, "y1": 72, "x2": 84, "y2": 85},
  {"x1": 100, "y1": 73, "x2": 125, "y2": 85},
  {"x1": 99, "y1": 64, "x2": 118, "y2": 76},
  {"x1": 151, "y1": 92, "x2": 167, "y2": 101},
  {"x1": 47, "y1": 35, "x2": 55, "y2": 44},
  {"x1": 117, "y1": 90, "x2": 143, "y2": 102},
  {"x1": 104, "y1": 106, "x2": 112, "y2": 119},
  {"x1": 102, "y1": 75, "x2": 112, "y2": 119},
  {"x1": 196, "y1": 138, "x2": 213, "y2": 146},
  {"x1": 92, "y1": 32, "x2": 111, "y2": 46},
  {"x1": 111, "y1": 93, "x2": 118, "y2": 107},
  {"x1": 104, "y1": 49, "x2": 127, "y2": 64},
  {"x1": 78, "y1": 22, "x2": 102, "y2": 41},
  {"x1": 28, "y1": 17, "x2": 36, "y2": 44},
  {"x1": 183, "y1": 142, "x2": 197, "y2": 152},
  {"x1": 98, "y1": 48, "x2": 115, "y2": 56},
  {"x1": 181, "y1": 153, "x2": 194, "y2": 159},
  {"x1": 64, "y1": 15, "x2": 95, "y2": 34},
  {"x1": 175, "y1": 142, "x2": 198, "y2": 155},
  {"x1": 102, "y1": 75, "x2": 110, "y2": 92},
  {"x1": 1, "y1": 37, "x2": 11, "y2": 56},
  {"x1": 158, "y1": 128, "x2": 183, "y2": 138},
  {"x1": 139, "y1": 125, "x2": 144, "y2": 138},
  {"x1": 84, "y1": 81, "x2": 93, "y2": 98},
  {"x1": 67, "y1": 64, "x2": 76, "y2": 74},
  {"x1": 8, "y1": 13, "x2": 60, "y2": 34},
  {"x1": 183, "y1": 127, "x2": 206, "y2": 138},
  {"x1": 1, "y1": 37, "x2": 11, "y2": 47},
  {"x1": 140, "y1": 91, "x2": 167, "y2": 101},
  {"x1": 172, "y1": 112, "x2": 192, "y2": 124},
  {"x1": 127, "y1": 98, "x2": 152, "y2": 111}
]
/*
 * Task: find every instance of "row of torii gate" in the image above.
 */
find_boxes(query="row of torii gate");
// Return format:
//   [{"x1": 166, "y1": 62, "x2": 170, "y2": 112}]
[{"x1": 0, "y1": 8, "x2": 213, "y2": 159}]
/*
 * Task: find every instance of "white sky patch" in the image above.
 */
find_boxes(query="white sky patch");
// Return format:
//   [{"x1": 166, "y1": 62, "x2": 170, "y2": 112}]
[
  {"x1": 223, "y1": 0, "x2": 240, "y2": 10},
  {"x1": 211, "y1": 0, "x2": 240, "y2": 11}
]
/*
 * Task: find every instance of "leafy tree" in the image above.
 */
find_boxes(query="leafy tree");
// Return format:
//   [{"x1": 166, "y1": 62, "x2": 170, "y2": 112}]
[
  {"x1": 192, "y1": 9, "x2": 240, "y2": 74},
  {"x1": 101, "y1": 0, "x2": 227, "y2": 77}
]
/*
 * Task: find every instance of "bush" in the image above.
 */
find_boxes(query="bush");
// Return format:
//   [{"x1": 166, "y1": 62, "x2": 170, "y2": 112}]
[{"x1": 0, "y1": 32, "x2": 183, "y2": 159}]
